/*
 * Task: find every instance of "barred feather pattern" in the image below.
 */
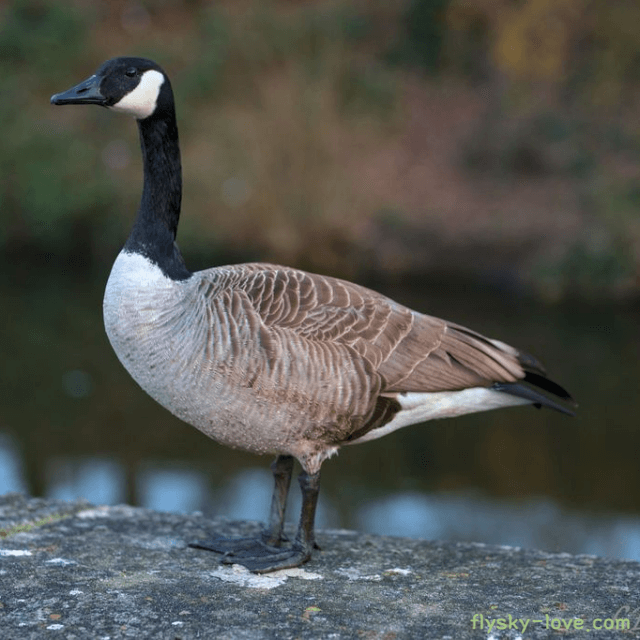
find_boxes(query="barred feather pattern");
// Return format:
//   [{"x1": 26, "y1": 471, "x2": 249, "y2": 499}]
[{"x1": 104, "y1": 253, "x2": 537, "y2": 473}]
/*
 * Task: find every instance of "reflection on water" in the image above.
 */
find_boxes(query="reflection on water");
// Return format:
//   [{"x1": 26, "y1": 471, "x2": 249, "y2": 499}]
[
  {"x1": 48, "y1": 457, "x2": 124, "y2": 506},
  {"x1": 1, "y1": 268, "x2": 639, "y2": 561},
  {"x1": 137, "y1": 465, "x2": 209, "y2": 514},
  {"x1": 357, "y1": 493, "x2": 640, "y2": 560},
  {"x1": 3, "y1": 432, "x2": 640, "y2": 559},
  {"x1": 0, "y1": 434, "x2": 27, "y2": 496}
]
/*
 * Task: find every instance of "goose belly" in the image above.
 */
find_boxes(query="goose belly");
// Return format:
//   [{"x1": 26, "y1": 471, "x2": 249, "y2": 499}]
[{"x1": 103, "y1": 252, "x2": 293, "y2": 455}]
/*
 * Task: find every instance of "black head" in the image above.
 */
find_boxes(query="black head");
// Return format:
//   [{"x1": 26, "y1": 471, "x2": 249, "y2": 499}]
[{"x1": 51, "y1": 57, "x2": 172, "y2": 120}]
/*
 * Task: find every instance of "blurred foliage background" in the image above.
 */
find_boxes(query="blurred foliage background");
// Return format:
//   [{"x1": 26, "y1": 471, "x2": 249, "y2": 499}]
[
  {"x1": 2, "y1": 0, "x2": 639, "y2": 300},
  {"x1": 1, "y1": 0, "x2": 640, "y2": 556}
]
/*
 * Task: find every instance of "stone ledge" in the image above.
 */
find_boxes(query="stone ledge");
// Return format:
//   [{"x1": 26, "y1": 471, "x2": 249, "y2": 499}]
[{"x1": 1, "y1": 493, "x2": 639, "y2": 639}]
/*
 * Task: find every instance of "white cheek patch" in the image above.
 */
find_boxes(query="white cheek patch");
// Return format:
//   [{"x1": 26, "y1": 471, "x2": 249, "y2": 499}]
[{"x1": 110, "y1": 69, "x2": 165, "y2": 119}]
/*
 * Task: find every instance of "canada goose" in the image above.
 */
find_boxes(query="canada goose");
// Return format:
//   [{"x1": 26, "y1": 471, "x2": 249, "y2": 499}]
[{"x1": 51, "y1": 57, "x2": 576, "y2": 574}]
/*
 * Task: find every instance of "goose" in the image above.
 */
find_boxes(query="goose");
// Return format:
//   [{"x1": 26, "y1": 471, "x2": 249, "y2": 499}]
[{"x1": 51, "y1": 57, "x2": 576, "y2": 574}]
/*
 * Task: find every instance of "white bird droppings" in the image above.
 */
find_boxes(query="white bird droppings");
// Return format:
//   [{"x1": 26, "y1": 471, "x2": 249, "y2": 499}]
[
  {"x1": 210, "y1": 564, "x2": 322, "y2": 589},
  {"x1": 45, "y1": 558, "x2": 77, "y2": 566},
  {"x1": 76, "y1": 508, "x2": 111, "y2": 519},
  {"x1": 384, "y1": 567, "x2": 412, "y2": 576}
]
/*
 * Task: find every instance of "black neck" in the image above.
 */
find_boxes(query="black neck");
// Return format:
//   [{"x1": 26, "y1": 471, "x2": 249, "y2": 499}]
[{"x1": 123, "y1": 105, "x2": 191, "y2": 280}]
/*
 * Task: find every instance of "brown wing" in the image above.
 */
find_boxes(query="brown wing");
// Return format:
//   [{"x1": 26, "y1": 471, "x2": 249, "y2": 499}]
[{"x1": 203, "y1": 263, "x2": 529, "y2": 395}]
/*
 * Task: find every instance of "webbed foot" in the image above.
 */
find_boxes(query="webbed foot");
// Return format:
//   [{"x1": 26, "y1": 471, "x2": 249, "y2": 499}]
[
  {"x1": 219, "y1": 540, "x2": 312, "y2": 573},
  {"x1": 188, "y1": 530, "x2": 287, "y2": 556}
]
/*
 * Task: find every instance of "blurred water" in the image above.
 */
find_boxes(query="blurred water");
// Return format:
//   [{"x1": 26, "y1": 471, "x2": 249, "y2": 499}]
[
  {"x1": 2, "y1": 432, "x2": 640, "y2": 560},
  {"x1": 0, "y1": 434, "x2": 28, "y2": 495},
  {"x1": 1, "y1": 271, "x2": 639, "y2": 560}
]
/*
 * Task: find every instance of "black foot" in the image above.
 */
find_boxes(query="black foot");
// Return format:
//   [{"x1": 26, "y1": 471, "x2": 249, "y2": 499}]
[
  {"x1": 188, "y1": 532, "x2": 286, "y2": 556},
  {"x1": 189, "y1": 535, "x2": 311, "y2": 573},
  {"x1": 220, "y1": 541, "x2": 312, "y2": 573}
]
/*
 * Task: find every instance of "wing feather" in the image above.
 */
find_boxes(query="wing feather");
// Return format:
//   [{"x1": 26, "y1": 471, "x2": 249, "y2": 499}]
[
  {"x1": 198, "y1": 263, "x2": 528, "y2": 394},
  {"x1": 189, "y1": 262, "x2": 573, "y2": 448}
]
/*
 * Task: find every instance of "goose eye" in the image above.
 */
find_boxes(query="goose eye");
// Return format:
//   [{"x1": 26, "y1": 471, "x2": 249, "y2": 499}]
[{"x1": 125, "y1": 68, "x2": 137, "y2": 78}]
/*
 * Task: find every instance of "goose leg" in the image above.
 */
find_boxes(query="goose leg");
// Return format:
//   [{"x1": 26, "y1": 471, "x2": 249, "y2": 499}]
[
  {"x1": 264, "y1": 454, "x2": 295, "y2": 545},
  {"x1": 220, "y1": 469, "x2": 320, "y2": 573},
  {"x1": 189, "y1": 455, "x2": 294, "y2": 556}
]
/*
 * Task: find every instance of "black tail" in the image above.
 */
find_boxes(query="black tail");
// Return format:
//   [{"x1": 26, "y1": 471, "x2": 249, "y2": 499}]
[{"x1": 492, "y1": 371, "x2": 576, "y2": 417}]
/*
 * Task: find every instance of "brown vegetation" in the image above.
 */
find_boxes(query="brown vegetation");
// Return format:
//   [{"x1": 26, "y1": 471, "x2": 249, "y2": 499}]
[{"x1": 4, "y1": 0, "x2": 640, "y2": 299}]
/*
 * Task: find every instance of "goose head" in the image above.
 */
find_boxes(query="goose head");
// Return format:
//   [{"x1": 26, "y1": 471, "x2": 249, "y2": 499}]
[{"x1": 50, "y1": 57, "x2": 171, "y2": 120}]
